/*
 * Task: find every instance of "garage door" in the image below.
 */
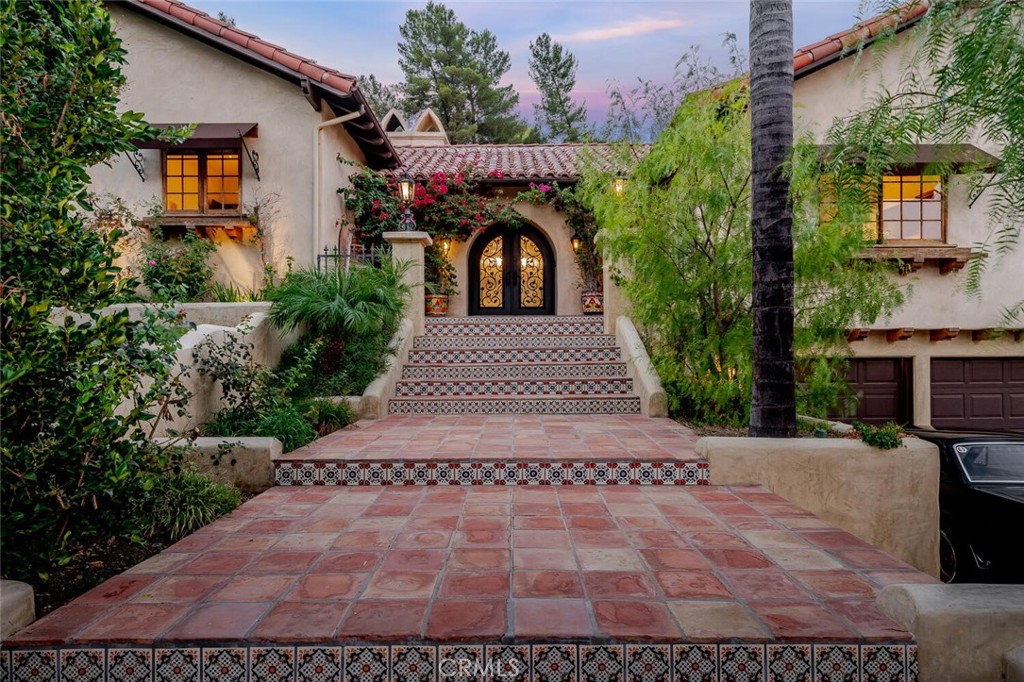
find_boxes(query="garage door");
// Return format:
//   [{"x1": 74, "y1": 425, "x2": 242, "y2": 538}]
[
  {"x1": 931, "y1": 358, "x2": 1024, "y2": 432},
  {"x1": 844, "y1": 358, "x2": 914, "y2": 425}
]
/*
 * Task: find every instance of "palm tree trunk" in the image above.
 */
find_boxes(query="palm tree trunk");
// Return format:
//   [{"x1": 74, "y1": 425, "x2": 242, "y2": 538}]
[{"x1": 749, "y1": 0, "x2": 797, "y2": 438}]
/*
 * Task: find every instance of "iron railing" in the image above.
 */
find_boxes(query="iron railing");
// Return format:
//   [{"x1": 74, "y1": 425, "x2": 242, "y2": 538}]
[{"x1": 316, "y1": 245, "x2": 389, "y2": 272}]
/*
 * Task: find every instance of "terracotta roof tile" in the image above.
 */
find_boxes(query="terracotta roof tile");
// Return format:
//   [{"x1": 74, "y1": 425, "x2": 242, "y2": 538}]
[
  {"x1": 391, "y1": 144, "x2": 645, "y2": 182},
  {"x1": 793, "y1": 1, "x2": 929, "y2": 77}
]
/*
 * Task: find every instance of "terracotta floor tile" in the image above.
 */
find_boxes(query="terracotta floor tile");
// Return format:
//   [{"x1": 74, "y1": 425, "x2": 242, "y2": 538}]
[
  {"x1": 570, "y1": 530, "x2": 630, "y2": 548},
  {"x1": 4, "y1": 604, "x2": 111, "y2": 646},
  {"x1": 439, "y1": 572, "x2": 510, "y2": 599},
  {"x1": 272, "y1": 532, "x2": 339, "y2": 550},
  {"x1": 654, "y1": 571, "x2": 733, "y2": 599},
  {"x1": 212, "y1": 534, "x2": 280, "y2": 552},
  {"x1": 513, "y1": 548, "x2": 578, "y2": 570},
  {"x1": 131, "y1": 575, "x2": 226, "y2": 603},
  {"x1": 245, "y1": 551, "x2": 321, "y2": 574},
  {"x1": 313, "y1": 550, "x2": 382, "y2": 573},
  {"x1": 761, "y1": 547, "x2": 845, "y2": 571},
  {"x1": 801, "y1": 530, "x2": 876, "y2": 550},
  {"x1": 639, "y1": 549, "x2": 710, "y2": 571},
  {"x1": 179, "y1": 551, "x2": 256, "y2": 575},
  {"x1": 460, "y1": 517, "x2": 509, "y2": 531},
  {"x1": 162, "y1": 602, "x2": 270, "y2": 641},
  {"x1": 701, "y1": 549, "x2": 773, "y2": 570},
  {"x1": 340, "y1": 600, "x2": 430, "y2": 640},
  {"x1": 76, "y1": 604, "x2": 191, "y2": 644},
  {"x1": 583, "y1": 571, "x2": 657, "y2": 599},
  {"x1": 592, "y1": 601, "x2": 681, "y2": 641},
  {"x1": 249, "y1": 600, "x2": 349, "y2": 643},
  {"x1": 668, "y1": 601, "x2": 770, "y2": 642},
  {"x1": 362, "y1": 570, "x2": 439, "y2": 599},
  {"x1": 720, "y1": 569, "x2": 812, "y2": 601},
  {"x1": 122, "y1": 552, "x2": 193, "y2": 575},
  {"x1": 576, "y1": 548, "x2": 645, "y2": 571},
  {"x1": 426, "y1": 600, "x2": 507, "y2": 641},
  {"x1": 790, "y1": 570, "x2": 878, "y2": 600},
  {"x1": 617, "y1": 516, "x2": 672, "y2": 530},
  {"x1": 381, "y1": 548, "x2": 447, "y2": 571},
  {"x1": 739, "y1": 530, "x2": 813, "y2": 549},
  {"x1": 288, "y1": 573, "x2": 367, "y2": 600},
  {"x1": 513, "y1": 571, "x2": 584, "y2": 598},
  {"x1": 665, "y1": 516, "x2": 725, "y2": 531},
  {"x1": 514, "y1": 599, "x2": 593, "y2": 638},
  {"x1": 513, "y1": 530, "x2": 572, "y2": 549},
  {"x1": 631, "y1": 531, "x2": 691, "y2": 549},
  {"x1": 828, "y1": 600, "x2": 913, "y2": 641},
  {"x1": 449, "y1": 548, "x2": 511, "y2": 571},
  {"x1": 561, "y1": 502, "x2": 608, "y2": 516},
  {"x1": 834, "y1": 549, "x2": 914, "y2": 571},
  {"x1": 685, "y1": 531, "x2": 750, "y2": 549},
  {"x1": 864, "y1": 570, "x2": 940, "y2": 586},
  {"x1": 513, "y1": 516, "x2": 566, "y2": 530},
  {"x1": 566, "y1": 516, "x2": 617, "y2": 530},
  {"x1": 210, "y1": 575, "x2": 296, "y2": 602},
  {"x1": 747, "y1": 601, "x2": 857, "y2": 641},
  {"x1": 394, "y1": 531, "x2": 453, "y2": 548},
  {"x1": 75, "y1": 575, "x2": 156, "y2": 604},
  {"x1": 453, "y1": 530, "x2": 508, "y2": 547},
  {"x1": 331, "y1": 530, "x2": 397, "y2": 549},
  {"x1": 406, "y1": 516, "x2": 460, "y2": 531}
]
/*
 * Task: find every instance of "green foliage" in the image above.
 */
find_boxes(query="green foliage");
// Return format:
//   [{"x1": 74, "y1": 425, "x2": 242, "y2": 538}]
[
  {"x1": 0, "y1": 0, "x2": 193, "y2": 580},
  {"x1": 280, "y1": 329, "x2": 396, "y2": 398},
  {"x1": 398, "y1": 1, "x2": 527, "y2": 143},
  {"x1": 359, "y1": 73, "x2": 404, "y2": 117},
  {"x1": 528, "y1": 33, "x2": 591, "y2": 142},
  {"x1": 295, "y1": 398, "x2": 357, "y2": 437},
  {"x1": 828, "y1": 1, "x2": 1024, "y2": 295},
  {"x1": 519, "y1": 182, "x2": 602, "y2": 290},
  {"x1": 143, "y1": 464, "x2": 241, "y2": 541},
  {"x1": 142, "y1": 230, "x2": 217, "y2": 302},
  {"x1": 209, "y1": 282, "x2": 261, "y2": 302},
  {"x1": 852, "y1": 421, "x2": 904, "y2": 450},
  {"x1": 584, "y1": 81, "x2": 903, "y2": 425}
]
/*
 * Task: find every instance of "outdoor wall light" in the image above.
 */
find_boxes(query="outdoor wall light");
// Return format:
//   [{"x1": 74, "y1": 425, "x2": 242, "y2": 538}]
[
  {"x1": 612, "y1": 173, "x2": 627, "y2": 197},
  {"x1": 442, "y1": 239, "x2": 451, "y2": 254},
  {"x1": 571, "y1": 234, "x2": 581, "y2": 252},
  {"x1": 398, "y1": 173, "x2": 416, "y2": 203}
]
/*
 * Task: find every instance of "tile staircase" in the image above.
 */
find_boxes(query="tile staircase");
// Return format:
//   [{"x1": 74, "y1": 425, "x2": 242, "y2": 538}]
[{"x1": 388, "y1": 316, "x2": 642, "y2": 416}]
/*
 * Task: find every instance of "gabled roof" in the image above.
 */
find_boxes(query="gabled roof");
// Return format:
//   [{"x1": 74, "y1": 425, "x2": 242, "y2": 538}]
[
  {"x1": 391, "y1": 144, "x2": 643, "y2": 182},
  {"x1": 793, "y1": 1, "x2": 929, "y2": 79},
  {"x1": 118, "y1": 0, "x2": 399, "y2": 169}
]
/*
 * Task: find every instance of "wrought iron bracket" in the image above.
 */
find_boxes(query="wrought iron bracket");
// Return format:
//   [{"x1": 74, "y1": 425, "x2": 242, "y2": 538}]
[
  {"x1": 125, "y1": 150, "x2": 146, "y2": 182},
  {"x1": 238, "y1": 130, "x2": 260, "y2": 181}
]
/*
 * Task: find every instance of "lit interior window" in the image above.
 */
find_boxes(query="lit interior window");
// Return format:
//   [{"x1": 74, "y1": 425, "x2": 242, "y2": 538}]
[
  {"x1": 165, "y1": 152, "x2": 199, "y2": 212},
  {"x1": 880, "y1": 175, "x2": 942, "y2": 241},
  {"x1": 206, "y1": 151, "x2": 240, "y2": 211}
]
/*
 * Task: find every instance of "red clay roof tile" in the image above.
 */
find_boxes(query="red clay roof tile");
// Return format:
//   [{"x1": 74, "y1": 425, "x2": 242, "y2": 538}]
[{"x1": 391, "y1": 144, "x2": 643, "y2": 182}]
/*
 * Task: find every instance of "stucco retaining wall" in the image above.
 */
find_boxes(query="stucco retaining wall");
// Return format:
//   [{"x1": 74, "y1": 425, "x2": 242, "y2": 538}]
[
  {"x1": 0, "y1": 581, "x2": 35, "y2": 641},
  {"x1": 362, "y1": 318, "x2": 415, "y2": 419},
  {"x1": 878, "y1": 584, "x2": 1024, "y2": 682},
  {"x1": 615, "y1": 316, "x2": 667, "y2": 417},
  {"x1": 180, "y1": 436, "x2": 282, "y2": 493},
  {"x1": 697, "y1": 436, "x2": 939, "y2": 576}
]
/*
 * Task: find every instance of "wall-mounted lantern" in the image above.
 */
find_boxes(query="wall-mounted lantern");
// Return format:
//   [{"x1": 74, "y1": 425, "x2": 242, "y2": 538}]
[
  {"x1": 612, "y1": 173, "x2": 627, "y2": 198},
  {"x1": 571, "y1": 233, "x2": 582, "y2": 252},
  {"x1": 398, "y1": 173, "x2": 416, "y2": 231}
]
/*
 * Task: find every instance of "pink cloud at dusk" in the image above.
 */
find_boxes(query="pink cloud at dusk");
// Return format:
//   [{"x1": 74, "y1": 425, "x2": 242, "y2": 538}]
[{"x1": 552, "y1": 17, "x2": 690, "y2": 44}]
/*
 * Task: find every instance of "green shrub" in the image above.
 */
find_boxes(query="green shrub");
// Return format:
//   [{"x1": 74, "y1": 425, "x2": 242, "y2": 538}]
[
  {"x1": 297, "y1": 398, "x2": 357, "y2": 436},
  {"x1": 142, "y1": 229, "x2": 217, "y2": 302},
  {"x1": 144, "y1": 465, "x2": 241, "y2": 541},
  {"x1": 209, "y1": 281, "x2": 261, "y2": 302},
  {"x1": 280, "y1": 327, "x2": 394, "y2": 397},
  {"x1": 852, "y1": 421, "x2": 904, "y2": 450}
]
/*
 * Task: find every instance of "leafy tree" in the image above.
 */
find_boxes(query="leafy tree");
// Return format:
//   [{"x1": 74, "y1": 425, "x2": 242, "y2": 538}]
[
  {"x1": 748, "y1": 0, "x2": 797, "y2": 437},
  {"x1": 358, "y1": 73, "x2": 404, "y2": 118},
  {"x1": 397, "y1": 1, "x2": 526, "y2": 143},
  {"x1": 1, "y1": 0, "x2": 190, "y2": 579},
  {"x1": 528, "y1": 33, "x2": 591, "y2": 142},
  {"x1": 828, "y1": 0, "x2": 1024, "y2": 300},
  {"x1": 584, "y1": 81, "x2": 902, "y2": 426},
  {"x1": 216, "y1": 11, "x2": 236, "y2": 27}
]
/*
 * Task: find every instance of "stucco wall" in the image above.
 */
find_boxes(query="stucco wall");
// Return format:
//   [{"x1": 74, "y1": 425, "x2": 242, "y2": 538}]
[
  {"x1": 448, "y1": 198, "x2": 584, "y2": 316},
  {"x1": 91, "y1": 6, "x2": 366, "y2": 291},
  {"x1": 698, "y1": 436, "x2": 940, "y2": 576},
  {"x1": 793, "y1": 30, "x2": 1020, "y2": 331}
]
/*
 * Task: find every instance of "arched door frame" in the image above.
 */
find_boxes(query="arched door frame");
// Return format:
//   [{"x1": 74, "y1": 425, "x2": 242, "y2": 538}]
[{"x1": 468, "y1": 223, "x2": 556, "y2": 316}]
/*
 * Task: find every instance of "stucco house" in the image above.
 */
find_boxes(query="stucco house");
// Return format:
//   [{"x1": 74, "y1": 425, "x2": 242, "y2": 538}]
[{"x1": 90, "y1": 0, "x2": 1021, "y2": 430}]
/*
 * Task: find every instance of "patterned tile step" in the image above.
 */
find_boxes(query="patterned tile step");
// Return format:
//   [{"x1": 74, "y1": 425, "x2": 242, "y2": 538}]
[
  {"x1": 388, "y1": 396, "x2": 643, "y2": 415},
  {"x1": 401, "y1": 361, "x2": 629, "y2": 380},
  {"x1": 413, "y1": 334, "x2": 617, "y2": 350},
  {"x1": 425, "y1": 315, "x2": 605, "y2": 336},
  {"x1": 275, "y1": 459, "x2": 709, "y2": 486},
  {"x1": 2, "y1": 642, "x2": 918, "y2": 682},
  {"x1": 407, "y1": 347, "x2": 624, "y2": 364},
  {"x1": 394, "y1": 377, "x2": 635, "y2": 398}
]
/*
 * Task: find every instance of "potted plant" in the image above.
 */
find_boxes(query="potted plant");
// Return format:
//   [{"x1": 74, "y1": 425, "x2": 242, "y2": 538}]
[
  {"x1": 568, "y1": 206, "x2": 603, "y2": 316},
  {"x1": 424, "y1": 243, "x2": 457, "y2": 316}
]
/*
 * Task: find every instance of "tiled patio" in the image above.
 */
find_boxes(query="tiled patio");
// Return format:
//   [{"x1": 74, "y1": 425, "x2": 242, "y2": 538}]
[{"x1": 279, "y1": 415, "x2": 700, "y2": 462}]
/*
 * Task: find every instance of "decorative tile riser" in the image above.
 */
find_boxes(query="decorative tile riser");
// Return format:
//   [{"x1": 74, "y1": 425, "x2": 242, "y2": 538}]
[
  {"x1": 424, "y1": 316, "x2": 605, "y2": 336},
  {"x1": 276, "y1": 459, "x2": 709, "y2": 486},
  {"x1": 394, "y1": 378, "x2": 635, "y2": 398},
  {"x1": 413, "y1": 334, "x2": 617, "y2": 350},
  {"x1": 3, "y1": 642, "x2": 918, "y2": 682},
  {"x1": 407, "y1": 347, "x2": 623, "y2": 364},
  {"x1": 401, "y1": 362, "x2": 629, "y2": 380},
  {"x1": 388, "y1": 396, "x2": 642, "y2": 415}
]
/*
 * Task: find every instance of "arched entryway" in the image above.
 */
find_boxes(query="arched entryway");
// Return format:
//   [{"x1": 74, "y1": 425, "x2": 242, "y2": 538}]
[{"x1": 468, "y1": 224, "x2": 555, "y2": 315}]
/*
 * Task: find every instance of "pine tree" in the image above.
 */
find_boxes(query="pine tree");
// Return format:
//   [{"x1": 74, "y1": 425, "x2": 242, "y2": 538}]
[
  {"x1": 397, "y1": 1, "x2": 526, "y2": 143},
  {"x1": 528, "y1": 33, "x2": 590, "y2": 142},
  {"x1": 358, "y1": 74, "x2": 403, "y2": 118}
]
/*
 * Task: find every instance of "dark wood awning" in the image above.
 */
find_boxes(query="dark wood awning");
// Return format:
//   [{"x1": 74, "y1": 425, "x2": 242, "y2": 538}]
[
  {"x1": 134, "y1": 122, "x2": 258, "y2": 149},
  {"x1": 819, "y1": 143, "x2": 1000, "y2": 170}
]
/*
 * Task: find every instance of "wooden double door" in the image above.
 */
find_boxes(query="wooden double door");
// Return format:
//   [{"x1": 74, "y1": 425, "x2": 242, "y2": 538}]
[{"x1": 468, "y1": 224, "x2": 555, "y2": 315}]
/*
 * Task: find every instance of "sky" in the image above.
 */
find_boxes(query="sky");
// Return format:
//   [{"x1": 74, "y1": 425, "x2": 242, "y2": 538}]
[{"x1": 187, "y1": 0, "x2": 871, "y2": 124}]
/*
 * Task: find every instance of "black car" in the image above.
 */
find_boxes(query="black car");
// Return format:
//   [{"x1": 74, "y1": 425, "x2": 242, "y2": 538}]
[{"x1": 908, "y1": 429, "x2": 1024, "y2": 584}]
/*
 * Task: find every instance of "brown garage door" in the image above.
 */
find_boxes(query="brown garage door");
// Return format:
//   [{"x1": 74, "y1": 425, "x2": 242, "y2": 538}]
[
  {"x1": 843, "y1": 358, "x2": 914, "y2": 425},
  {"x1": 931, "y1": 358, "x2": 1024, "y2": 432}
]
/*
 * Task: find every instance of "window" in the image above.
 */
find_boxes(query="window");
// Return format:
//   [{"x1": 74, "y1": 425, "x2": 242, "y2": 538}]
[
  {"x1": 874, "y1": 174, "x2": 944, "y2": 243},
  {"x1": 164, "y1": 150, "x2": 240, "y2": 213}
]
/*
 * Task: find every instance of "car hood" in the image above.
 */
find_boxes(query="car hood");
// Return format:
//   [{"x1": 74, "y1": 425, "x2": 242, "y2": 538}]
[{"x1": 974, "y1": 485, "x2": 1024, "y2": 504}]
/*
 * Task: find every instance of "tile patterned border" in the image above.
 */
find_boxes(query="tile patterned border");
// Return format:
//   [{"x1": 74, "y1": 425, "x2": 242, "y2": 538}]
[
  {"x1": 401, "y1": 363, "x2": 629, "y2": 381},
  {"x1": 388, "y1": 396, "x2": 642, "y2": 415},
  {"x1": 424, "y1": 317, "x2": 605, "y2": 336},
  {"x1": 394, "y1": 378, "x2": 635, "y2": 398},
  {"x1": 4, "y1": 643, "x2": 917, "y2": 681},
  {"x1": 407, "y1": 347, "x2": 624, "y2": 364},
  {"x1": 275, "y1": 460, "x2": 710, "y2": 487},
  {"x1": 413, "y1": 335, "x2": 617, "y2": 350}
]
